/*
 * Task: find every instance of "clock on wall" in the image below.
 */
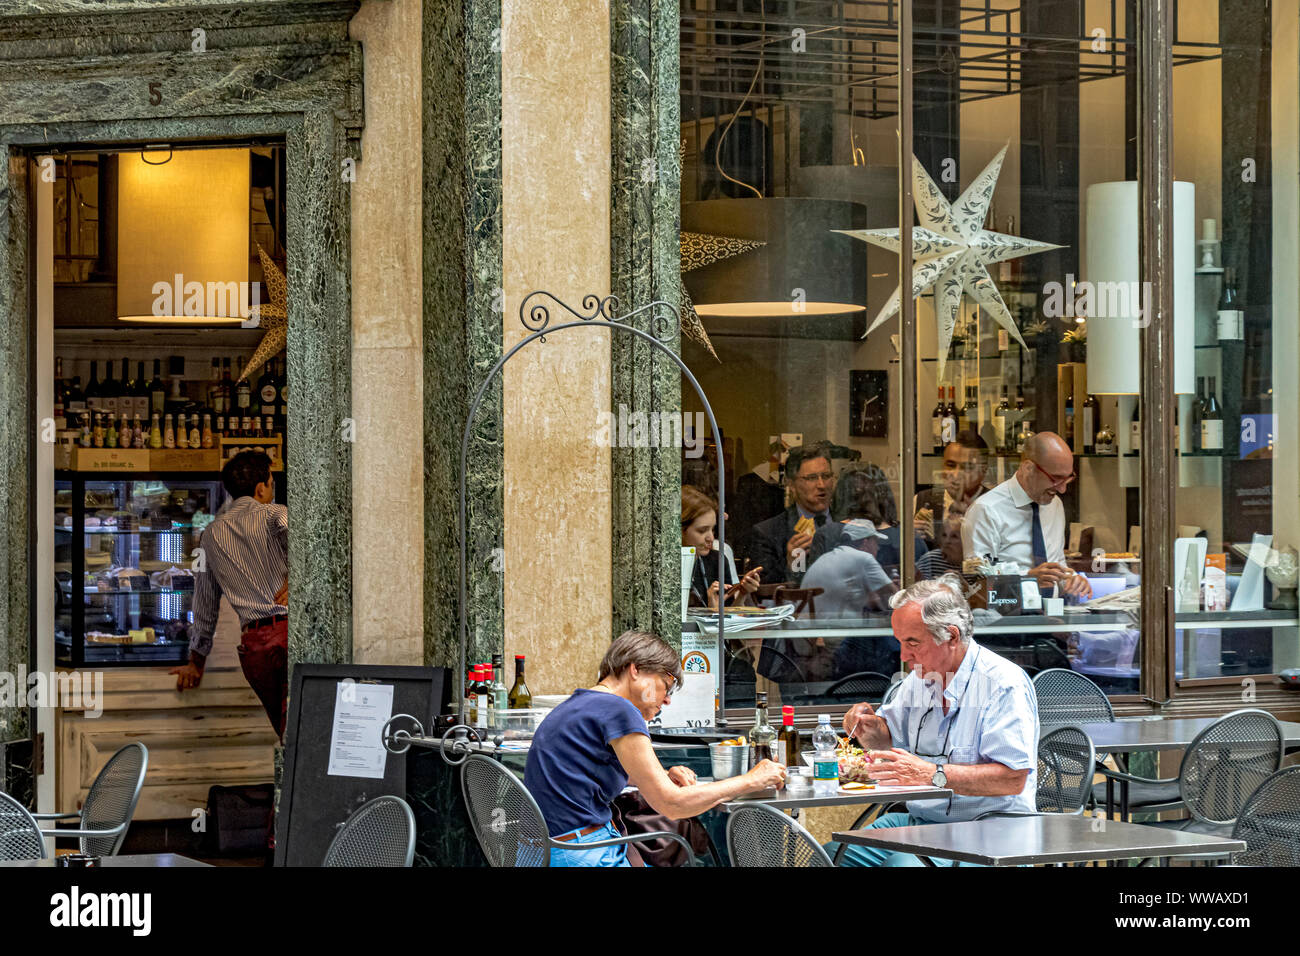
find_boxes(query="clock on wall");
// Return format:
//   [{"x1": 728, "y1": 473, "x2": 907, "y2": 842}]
[{"x1": 850, "y1": 370, "x2": 888, "y2": 438}]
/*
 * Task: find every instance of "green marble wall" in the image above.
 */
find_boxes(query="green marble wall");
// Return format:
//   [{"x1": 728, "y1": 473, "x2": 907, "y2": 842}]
[
  {"x1": 0, "y1": 2, "x2": 364, "y2": 742},
  {"x1": 422, "y1": 0, "x2": 503, "y2": 671},
  {"x1": 610, "y1": 0, "x2": 682, "y2": 647}
]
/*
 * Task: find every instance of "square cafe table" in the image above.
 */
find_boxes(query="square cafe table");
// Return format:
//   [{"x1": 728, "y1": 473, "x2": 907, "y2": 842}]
[
  {"x1": 721, "y1": 783, "x2": 950, "y2": 813},
  {"x1": 832, "y1": 814, "x2": 1245, "y2": 866},
  {"x1": 1076, "y1": 717, "x2": 1300, "y2": 819}
]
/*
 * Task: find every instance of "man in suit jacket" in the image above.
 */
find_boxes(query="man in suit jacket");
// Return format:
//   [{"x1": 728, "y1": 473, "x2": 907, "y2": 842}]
[
  {"x1": 914, "y1": 430, "x2": 991, "y2": 546},
  {"x1": 746, "y1": 441, "x2": 836, "y2": 586}
]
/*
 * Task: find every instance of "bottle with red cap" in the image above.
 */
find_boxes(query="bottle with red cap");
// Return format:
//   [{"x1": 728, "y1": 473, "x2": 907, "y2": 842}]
[
  {"x1": 471, "y1": 665, "x2": 491, "y2": 729},
  {"x1": 777, "y1": 705, "x2": 801, "y2": 767}
]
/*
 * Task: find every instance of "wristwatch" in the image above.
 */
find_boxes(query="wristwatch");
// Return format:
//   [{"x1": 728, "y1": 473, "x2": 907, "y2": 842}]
[{"x1": 931, "y1": 765, "x2": 947, "y2": 788}]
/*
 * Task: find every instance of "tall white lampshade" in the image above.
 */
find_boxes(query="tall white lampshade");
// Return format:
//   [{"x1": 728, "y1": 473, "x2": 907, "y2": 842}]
[{"x1": 1084, "y1": 180, "x2": 1194, "y2": 394}]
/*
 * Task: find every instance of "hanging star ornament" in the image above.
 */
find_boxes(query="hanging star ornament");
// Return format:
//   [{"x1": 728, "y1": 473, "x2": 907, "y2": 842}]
[
  {"x1": 679, "y1": 231, "x2": 765, "y2": 362},
  {"x1": 238, "y1": 245, "x2": 288, "y2": 382},
  {"x1": 834, "y1": 144, "x2": 1062, "y2": 380}
]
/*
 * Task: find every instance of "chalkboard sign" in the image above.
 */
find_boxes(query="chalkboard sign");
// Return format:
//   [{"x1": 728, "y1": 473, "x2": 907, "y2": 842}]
[{"x1": 275, "y1": 663, "x2": 450, "y2": 866}]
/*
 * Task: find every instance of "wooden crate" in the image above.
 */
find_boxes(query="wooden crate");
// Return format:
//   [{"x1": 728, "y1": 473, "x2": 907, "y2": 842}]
[
  {"x1": 149, "y1": 448, "x2": 223, "y2": 472},
  {"x1": 72, "y1": 448, "x2": 151, "y2": 472},
  {"x1": 220, "y1": 436, "x2": 283, "y2": 472}
]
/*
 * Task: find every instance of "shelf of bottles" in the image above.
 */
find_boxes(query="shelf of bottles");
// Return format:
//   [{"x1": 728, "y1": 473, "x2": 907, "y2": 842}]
[{"x1": 54, "y1": 353, "x2": 288, "y2": 470}]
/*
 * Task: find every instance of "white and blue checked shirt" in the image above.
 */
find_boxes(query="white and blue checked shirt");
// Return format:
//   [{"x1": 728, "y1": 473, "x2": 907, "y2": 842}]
[{"x1": 189, "y1": 496, "x2": 289, "y2": 658}]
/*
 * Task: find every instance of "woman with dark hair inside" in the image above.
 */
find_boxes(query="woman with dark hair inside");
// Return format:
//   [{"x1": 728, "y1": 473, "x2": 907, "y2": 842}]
[
  {"x1": 681, "y1": 485, "x2": 761, "y2": 608},
  {"x1": 524, "y1": 630, "x2": 786, "y2": 866}
]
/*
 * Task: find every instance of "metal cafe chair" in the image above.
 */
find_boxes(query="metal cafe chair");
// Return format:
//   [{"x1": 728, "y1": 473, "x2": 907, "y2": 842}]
[
  {"x1": 1147, "y1": 709, "x2": 1283, "y2": 838},
  {"x1": 883, "y1": 679, "x2": 904, "y2": 705},
  {"x1": 321, "y1": 795, "x2": 416, "y2": 867},
  {"x1": 826, "y1": 671, "x2": 893, "y2": 702},
  {"x1": 460, "y1": 754, "x2": 695, "y2": 867},
  {"x1": 1230, "y1": 765, "x2": 1300, "y2": 866},
  {"x1": 33, "y1": 741, "x2": 147, "y2": 856},
  {"x1": 0, "y1": 791, "x2": 48, "y2": 861},
  {"x1": 727, "y1": 803, "x2": 833, "y2": 867},
  {"x1": 1036, "y1": 726, "x2": 1096, "y2": 814}
]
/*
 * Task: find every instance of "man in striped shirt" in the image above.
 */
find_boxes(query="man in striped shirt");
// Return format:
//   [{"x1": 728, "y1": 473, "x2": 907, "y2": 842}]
[{"x1": 170, "y1": 451, "x2": 289, "y2": 738}]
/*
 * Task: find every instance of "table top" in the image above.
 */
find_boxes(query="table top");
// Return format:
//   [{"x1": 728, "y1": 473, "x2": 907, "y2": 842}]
[
  {"x1": 832, "y1": 814, "x2": 1245, "y2": 866},
  {"x1": 1077, "y1": 717, "x2": 1300, "y2": 753},
  {"x1": 722, "y1": 783, "x2": 950, "y2": 813},
  {"x1": 0, "y1": 853, "x2": 212, "y2": 868}
]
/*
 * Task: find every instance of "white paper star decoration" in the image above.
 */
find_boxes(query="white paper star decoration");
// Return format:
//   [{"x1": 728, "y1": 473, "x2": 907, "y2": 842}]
[
  {"x1": 680, "y1": 231, "x2": 765, "y2": 362},
  {"x1": 835, "y1": 144, "x2": 1062, "y2": 380},
  {"x1": 238, "y1": 245, "x2": 288, "y2": 382}
]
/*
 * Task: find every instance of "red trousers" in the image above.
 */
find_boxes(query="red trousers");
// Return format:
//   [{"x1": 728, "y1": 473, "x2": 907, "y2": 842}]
[{"x1": 238, "y1": 618, "x2": 289, "y2": 739}]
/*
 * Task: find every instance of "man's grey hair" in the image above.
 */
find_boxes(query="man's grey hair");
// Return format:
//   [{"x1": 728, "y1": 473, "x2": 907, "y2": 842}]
[{"x1": 888, "y1": 573, "x2": 973, "y2": 646}]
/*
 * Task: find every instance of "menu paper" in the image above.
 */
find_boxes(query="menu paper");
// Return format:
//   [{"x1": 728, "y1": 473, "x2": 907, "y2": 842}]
[
  {"x1": 655, "y1": 632, "x2": 717, "y2": 728},
  {"x1": 326, "y1": 681, "x2": 395, "y2": 779}
]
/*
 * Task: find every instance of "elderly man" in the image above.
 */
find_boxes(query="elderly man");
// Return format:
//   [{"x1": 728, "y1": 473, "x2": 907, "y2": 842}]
[
  {"x1": 961, "y1": 431, "x2": 1092, "y2": 599},
  {"x1": 825, "y1": 574, "x2": 1039, "y2": 867}
]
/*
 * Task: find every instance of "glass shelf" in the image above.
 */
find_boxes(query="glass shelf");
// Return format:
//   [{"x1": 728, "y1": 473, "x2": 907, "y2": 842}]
[
  {"x1": 57, "y1": 525, "x2": 204, "y2": 534},
  {"x1": 69, "y1": 587, "x2": 196, "y2": 596}
]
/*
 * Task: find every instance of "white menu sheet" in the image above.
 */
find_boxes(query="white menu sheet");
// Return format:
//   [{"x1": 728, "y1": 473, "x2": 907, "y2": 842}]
[{"x1": 326, "y1": 681, "x2": 395, "y2": 779}]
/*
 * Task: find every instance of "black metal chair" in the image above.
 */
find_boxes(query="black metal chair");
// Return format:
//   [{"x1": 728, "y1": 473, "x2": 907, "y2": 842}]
[
  {"x1": 1148, "y1": 709, "x2": 1283, "y2": 838},
  {"x1": 33, "y1": 741, "x2": 147, "y2": 856},
  {"x1": 1036, "y1": 726, "x2": 1096, "y2": 814},
  {"x1": 1230, "y1": 765, "x2": 1300, "y2": 866},
  {"x1": 726, "y1": 803, "x2": 833, "y2": 867},
  {"x1": 882, "y1": 679, "x2": 904, "y2": 705},
  {"x1": 0, "y1": 791, "x2": 47, "y2": 861},
  {"x1": 460, "y1": 754, "x2": 695, "y2": 867},
  {"x1": 321, "y1": 795, "x2": 416, "y2": 866},
  {"x1": 826, "y1": 671, "x2": 892, "y2": 701}
]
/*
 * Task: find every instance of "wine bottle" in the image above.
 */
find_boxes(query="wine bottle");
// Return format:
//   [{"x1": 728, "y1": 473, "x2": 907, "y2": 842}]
[
  {"x1": 258, "y1": 360, "x2": 277, "y2": 421},
  {"x1": 85, "y1": 360, "x2": 101, "y2": 411},
  {"x1": 489, "y1": 654, "x2": 509, "y2": 729},
  {"x1": 66, "y1": 375, "x2": 85, "y2": 416},
  {"x1": 1201, "y1": 376, "x2": 1223, "y2": 450},
  {"x1": 932, "y1": 388, "x2": 945, "y2": 454},
  {"x1": 508, "y1": 654, "x2": 532, "y2": 709},
  {"x1": 134, "y1": 361, "x2": 150, "y2": 419},
  {"x1": 1064, "y1": 389, "x2": 1075, "y2": 450},
  {"x1": 148, "y1": 359, "x2": 166, "y2": 416},
  {"x1": 962, "y1": 386, "x2": 978, "y2": 434},
  {"x1": 1191, "y1": 377, "x2": 1205, "y2": 453},
  {"x1": 1217, "y1": 268, "x2": 1243, "y2": 341},
  {"x1": 1082, "y1": 394, "x2": 1098, "y2": 454},
  {"x1": 236, "y1": 357, "x2": 251, "y2": 412},
  {"x1": 54, "y1": 357, "x2": 66, "y2": 423},
  {"x1": 777, "y1": 705, "x2": 801, "y2": 768},
  {"x1": 994, "y1": 386, "x2": 1010, "y2": 454},
  {"x1": 209, "y1": 358, "x2": 224, "y2": 415},
  {"x1": 751, "y1": 691, "x2": 777, "y2": 763},
  {"x1": 1130, "y1": 401, "x2": 1141, "y2": 455},
  {"x1": 940, "y1": 387, "x2": 957, "y2": 445}
]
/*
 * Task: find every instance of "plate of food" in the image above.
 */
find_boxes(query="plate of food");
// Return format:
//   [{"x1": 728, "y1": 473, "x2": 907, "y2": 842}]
[{"x1": 802, "y1": 737, "x2": 878, "y2": 784}]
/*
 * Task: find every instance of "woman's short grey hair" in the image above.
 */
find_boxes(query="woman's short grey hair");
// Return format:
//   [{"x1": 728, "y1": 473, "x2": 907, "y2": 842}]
[
  {"x1": 887, "y1": 573, "x2": 973, "y2": 646},
  {"x1": 598, "y1": 630, "x2": 684, "y2": 686}
]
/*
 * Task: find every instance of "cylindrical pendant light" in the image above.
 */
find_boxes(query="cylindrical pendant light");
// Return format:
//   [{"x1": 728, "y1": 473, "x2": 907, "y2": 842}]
[
  {"x1": 1084, "y1": 180, "x2": 1194, "y2": 394},
  {"x1": 116, "y1": 148, "x2": 251, "y2": 324}
]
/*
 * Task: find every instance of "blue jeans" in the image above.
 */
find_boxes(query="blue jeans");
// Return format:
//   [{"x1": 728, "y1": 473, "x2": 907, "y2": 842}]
[
  {"x1": 824, "y1": 812, "x2": 969, "y2": 867},
  {"x1": 547, "y1": 822, "x2": 631, "y2": 868}
]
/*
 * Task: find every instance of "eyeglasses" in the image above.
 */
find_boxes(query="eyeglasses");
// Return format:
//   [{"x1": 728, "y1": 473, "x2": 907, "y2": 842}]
[
  {"x1": 1029, "y1": 458, "x2": 1076, "y2": 488},
  {"x1": 656, "y1": 674, "x2": 678, "y2": 698},
  {"x1": 796, "y1": 472, "x2": 835, "y2": 484}
]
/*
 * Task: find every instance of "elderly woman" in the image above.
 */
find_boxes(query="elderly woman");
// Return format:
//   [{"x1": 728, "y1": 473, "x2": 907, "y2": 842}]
[{"x1": 524, "y1": 630, "x2": 786, "y2": 866}]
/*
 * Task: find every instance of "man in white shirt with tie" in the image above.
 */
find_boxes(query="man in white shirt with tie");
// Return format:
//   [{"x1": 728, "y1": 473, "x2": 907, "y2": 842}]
[{"x1": 961, "y1": 431, "x2": 1092, "y2": 599}]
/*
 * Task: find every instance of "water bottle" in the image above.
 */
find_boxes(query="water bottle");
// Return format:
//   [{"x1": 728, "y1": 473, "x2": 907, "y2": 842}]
[{"x1": 812, "y1": 714, "x2": 839, "y2": 797}]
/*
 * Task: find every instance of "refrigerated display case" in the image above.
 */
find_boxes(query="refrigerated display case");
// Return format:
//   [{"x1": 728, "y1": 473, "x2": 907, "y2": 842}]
[{"x1": 55, "y1": 472, "x2": 226, "y2": 666}]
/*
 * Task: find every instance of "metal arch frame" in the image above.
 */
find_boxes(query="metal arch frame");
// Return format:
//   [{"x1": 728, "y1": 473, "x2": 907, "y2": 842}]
[{"x1": 457, "y1": 290, "x2": 730, "y2": 728}]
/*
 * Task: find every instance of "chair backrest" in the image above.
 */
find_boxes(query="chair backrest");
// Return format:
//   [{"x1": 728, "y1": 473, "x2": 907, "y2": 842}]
[
  {"x1": 460, "y1": 754, "x2": 550, "y2": 867},
  {"x1": 1036, "y1": 725, "x2": 1096, "y2": 814},
  {"x1": 321, "y1": 795, "x2": 416, "y2": 866},
  {"x1": 1031, "y1": 668, "x2": 1114, "y2": 729},
  {"x1": 883, "y1": 679, "x2": 904, "y2": 705},
  {"x1": 826, "y1": 671, "x2": 892, "y2": 700},
  {"x1": 80, "y1": 742, "x2": 148, "y2": 856},
  {"x1": 0, "y1": 791, "x2": 47, "y2": 861},
  {"x1": 1179, "y1": 709, "x2": 1283, "y2": 827},
  {"x1": 1230, "y1": 765, "x2": 1300, "y2": 866},
  {"x1": 726, "y1": 803, "x2": 833, "y2": 867},
  {"x1": 772, "y1": 586, "x2": 823, "y2": 619}
]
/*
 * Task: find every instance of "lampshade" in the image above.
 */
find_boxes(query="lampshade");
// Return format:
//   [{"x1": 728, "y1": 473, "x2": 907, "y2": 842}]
[
  {"x1": 1084, "y1": 180, "x2": 1195, "y2": 394},
  {"x1": 117, "y1": 148, "x2": 251, "y2": 324}
]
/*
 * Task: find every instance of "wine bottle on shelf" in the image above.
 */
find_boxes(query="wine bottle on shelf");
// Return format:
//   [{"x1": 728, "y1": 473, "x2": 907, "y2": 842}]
[
  {"x1": 507, "y1": 654, "x2": 532, "y2": 709},
  {"x1": 133, "y1": 361, "x2": 150, "y2": 419},
  {"x1": 1064, "y1": 389, "x2": 1075, "y2": 450},
  {"x1": 54, "y1": 358, "x2": 66, "y2": 423},
  {"x1": 209, "y1": 358, "x2": 224, "y2": 415},
  {"x1": 932, "y1": 388, "x2": 945, "y2": 454},
  {"x1": 1217, "y1": 268, "x2": 1243, "y2": 341},
  {"x1": 1130, "y1": 401, "x2": 1141, "y2": 455},
  {"x1": 1082, "y1": 394, "x2": 1098, "y2": 454},
  {"x1": 236, "y1": 358, "x2": 251, "y2": 413},
  {"x1": 66, "y1": 375, "x2": 85, "y2": 416},
  {"x1": 258, "y1": 359, "x2": 278, "y2": 424},
  {"x1": 85, "y1": 360, "x2": 102, "y2": 411},
  {"x1": 1191, "y1": 377, "x2": 1205, "y2": 453},
  {"x1": 940, "y1": 387, "x2": 957, "y2": 445},
  {"x1": 1201, "y1": 376, "x2": 1223, "y2": 451},
  {"x1": 777, "y1": 705, "x2": 801, "y2": 768},
  {"x1": 994, "y1": 386, "x2": 1010, "y2": 454},
  {"x1": 962, "y1": 386, "x2": 978, "y2": 434},
  {"x1": 750, "y1": 691, "x2": 777, "y2": 764},
  {"x1": 148, "y1": 359, "x2": 166, "y2": 416}
]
